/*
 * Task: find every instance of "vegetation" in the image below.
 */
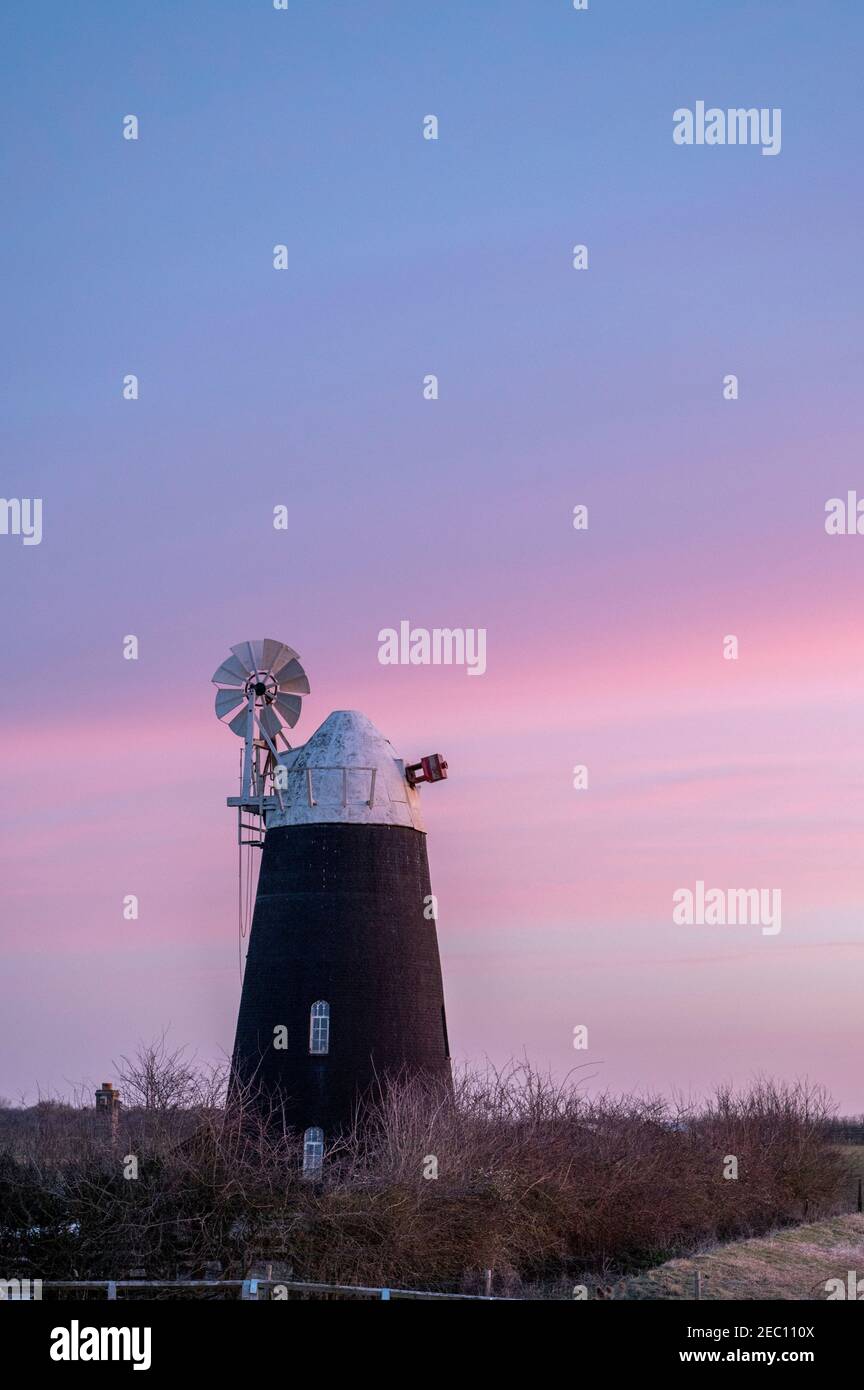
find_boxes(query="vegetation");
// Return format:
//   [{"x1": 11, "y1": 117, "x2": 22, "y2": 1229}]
[
  {"x1": 612, "y1": 1214, "x2": 864, "y2": 1301},
  {"x1": 0, "y1": 1042, "x2": 853, "y2": 1297}
]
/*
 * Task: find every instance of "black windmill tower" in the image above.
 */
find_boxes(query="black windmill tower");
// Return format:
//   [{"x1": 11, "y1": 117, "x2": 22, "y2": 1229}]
[{"x1": 212, "y1": 640, "x2": 452, "y2": 1170}]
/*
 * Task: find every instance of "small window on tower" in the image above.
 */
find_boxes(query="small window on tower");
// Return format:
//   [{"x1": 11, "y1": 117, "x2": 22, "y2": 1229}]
[
  {"x1": 303, "y1": 1126, "x2": 324, "y2": 1175},
  {"x1": 309, "y1": 1000, "x2": 330, "y2": 1055}
]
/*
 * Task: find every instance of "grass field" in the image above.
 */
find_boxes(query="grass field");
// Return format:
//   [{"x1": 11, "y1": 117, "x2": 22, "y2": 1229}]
[{"x1": 611, "y1": 1213, "x2": 864, "y2": 1301}]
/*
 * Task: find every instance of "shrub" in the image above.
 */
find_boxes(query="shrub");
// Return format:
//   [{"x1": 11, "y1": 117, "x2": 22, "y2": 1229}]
[{"x1": 0, "y1": 1047, "x2": 848, "y2": 1293}]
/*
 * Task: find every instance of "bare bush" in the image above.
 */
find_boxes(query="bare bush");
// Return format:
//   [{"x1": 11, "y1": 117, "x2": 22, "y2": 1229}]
[{"x1": 0, "y1": 1047, "x2": 849, "y2": 1294}]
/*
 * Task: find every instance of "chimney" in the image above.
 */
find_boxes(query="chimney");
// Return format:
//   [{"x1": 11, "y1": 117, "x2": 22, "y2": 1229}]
[{"x1": 95, "y1": 1081, "x2": 121, "y2": 1139}]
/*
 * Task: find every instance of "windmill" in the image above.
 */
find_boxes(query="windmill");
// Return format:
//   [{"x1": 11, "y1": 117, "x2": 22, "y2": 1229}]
[
  {"x1": 211, "y1": 640, "x2": 310, "y2": 835},
  {"x1": 211, "y1": 642, "x2": 452, "y2": 1156}
]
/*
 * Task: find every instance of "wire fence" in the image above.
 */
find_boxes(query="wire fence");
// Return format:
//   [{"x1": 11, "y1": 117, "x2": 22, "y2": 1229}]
[{"x1": 1, "y1": 1277, "x2": 504, "y2": 1302}]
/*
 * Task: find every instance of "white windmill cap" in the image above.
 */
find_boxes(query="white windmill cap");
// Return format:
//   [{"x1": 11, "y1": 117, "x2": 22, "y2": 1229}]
[{"x1": 266, "y1": 710, "x2": 426, "y2": 832}]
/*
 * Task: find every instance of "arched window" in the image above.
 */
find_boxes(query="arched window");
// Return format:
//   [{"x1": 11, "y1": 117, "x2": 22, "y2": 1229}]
[
  {"x1": 309, "y1": 1000, "x2": 330, "y2": 1055},
  {"x1": 303, "y1": 1126, "x2": 324, "y2": 1175}
]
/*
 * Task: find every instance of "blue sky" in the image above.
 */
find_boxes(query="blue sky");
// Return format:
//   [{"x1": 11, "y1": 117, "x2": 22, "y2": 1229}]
[{"x1": 2, "y1": 2, "x2": 864, "y2": 1107}]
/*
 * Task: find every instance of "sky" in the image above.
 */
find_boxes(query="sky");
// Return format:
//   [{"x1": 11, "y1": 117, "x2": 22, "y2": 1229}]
[{"x1": 1, "y1": 1, "x2": 863, "y2": 1109}]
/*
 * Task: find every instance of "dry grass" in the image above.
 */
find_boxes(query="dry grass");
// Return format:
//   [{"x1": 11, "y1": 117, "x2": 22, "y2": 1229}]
[{"x1": 611, "y1": 1213, "x2": 864, "y2": 1301}]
